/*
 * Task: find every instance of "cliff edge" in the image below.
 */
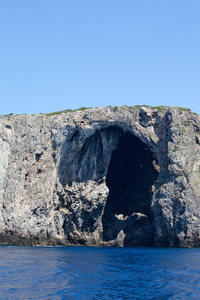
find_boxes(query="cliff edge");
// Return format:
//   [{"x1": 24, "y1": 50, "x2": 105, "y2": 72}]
[{"x1": 1, "y1": 105, "x2": 200, "y2": 247}]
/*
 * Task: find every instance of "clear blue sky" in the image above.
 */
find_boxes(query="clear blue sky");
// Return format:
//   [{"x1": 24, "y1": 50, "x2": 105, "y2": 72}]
[{"x1": 1, "y1": 1, "x2": 200, "y2": 115}]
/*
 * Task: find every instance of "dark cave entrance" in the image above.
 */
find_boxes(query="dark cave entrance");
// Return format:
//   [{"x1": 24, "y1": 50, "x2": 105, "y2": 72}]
[{"x1": 102, "y1": 132, "x2": 159, "y2": 246}]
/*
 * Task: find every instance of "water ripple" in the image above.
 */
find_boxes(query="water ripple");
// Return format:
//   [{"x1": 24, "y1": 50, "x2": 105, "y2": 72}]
[{"x1": 0, "y1": 246, "x2": 200, "y2": 299}]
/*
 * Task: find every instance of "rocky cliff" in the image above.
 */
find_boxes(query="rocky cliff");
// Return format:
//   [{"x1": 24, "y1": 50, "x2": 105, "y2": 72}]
[{"x1": 1, "y1": 105, "x2": 200, "y2": 247}]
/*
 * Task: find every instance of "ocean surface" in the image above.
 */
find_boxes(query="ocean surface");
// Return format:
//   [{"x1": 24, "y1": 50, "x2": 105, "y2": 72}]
[{"x1": 0, "y1": 246, "x2": 200, "y2": 299}]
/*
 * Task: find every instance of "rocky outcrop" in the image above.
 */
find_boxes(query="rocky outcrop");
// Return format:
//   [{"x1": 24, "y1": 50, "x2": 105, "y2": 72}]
[{"x1": 1, "y1": 105, "x2": 200, "y2": 247}]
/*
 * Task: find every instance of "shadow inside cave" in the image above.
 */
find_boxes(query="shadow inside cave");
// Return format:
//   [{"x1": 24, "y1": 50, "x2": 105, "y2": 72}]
[
  {"x1": 102, "y1": 132, "x2": 159, "y2": 246},
  {"x1": 58, "y1": 124, "x2": 159, "y2": 246}
]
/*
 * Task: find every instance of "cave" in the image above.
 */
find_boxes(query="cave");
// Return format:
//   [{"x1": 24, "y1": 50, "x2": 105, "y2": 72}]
[{"x1": 102, "y1": 131, "x2": 159, "y2": 246}]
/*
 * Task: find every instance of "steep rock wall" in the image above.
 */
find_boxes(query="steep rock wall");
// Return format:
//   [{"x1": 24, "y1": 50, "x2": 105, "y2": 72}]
[{"x1": 0, "y1": 106, "x2": 200, "y2": 247}]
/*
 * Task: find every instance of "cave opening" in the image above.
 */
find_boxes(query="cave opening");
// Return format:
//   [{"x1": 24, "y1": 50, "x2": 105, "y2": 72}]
[{"x1": 102, "y1": 131, "x2": 159, "y2": 246}]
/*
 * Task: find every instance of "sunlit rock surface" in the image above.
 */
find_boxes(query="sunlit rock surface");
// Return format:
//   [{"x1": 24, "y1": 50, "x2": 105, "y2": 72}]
[{"x1": 0, "y1": 105, "x2": 200, "y2": 247}]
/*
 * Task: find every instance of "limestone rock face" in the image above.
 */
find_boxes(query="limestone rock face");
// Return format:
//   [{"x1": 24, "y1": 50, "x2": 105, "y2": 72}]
[{"x1": 0, "y1": 106, "x2": 200, "y2": 247}]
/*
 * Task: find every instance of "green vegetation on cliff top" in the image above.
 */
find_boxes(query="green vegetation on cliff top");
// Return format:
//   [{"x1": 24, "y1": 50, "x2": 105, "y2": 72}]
[
  {"x1": 45, "y1": 107, "x2": 92, "y2": 116},
  {"x1": 3, "y1": 105, "x2": 198, "y2": 117},
  {"x1": 45, "y1": 105, "x2": 196, "y2": 116}
]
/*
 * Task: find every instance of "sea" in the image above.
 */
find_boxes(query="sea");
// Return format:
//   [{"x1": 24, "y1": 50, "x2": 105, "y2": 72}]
[{"x1": 0, "y1": 246, "x2": 200, "y2": 299}]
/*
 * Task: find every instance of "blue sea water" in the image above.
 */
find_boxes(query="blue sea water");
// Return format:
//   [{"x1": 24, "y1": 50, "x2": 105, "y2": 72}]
[{"x1": 0, "y1": 246, "x2": 200, "y2": 299}]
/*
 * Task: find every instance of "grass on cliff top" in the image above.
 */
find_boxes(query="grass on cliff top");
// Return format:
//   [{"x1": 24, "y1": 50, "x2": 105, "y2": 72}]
[
  {"x1": 131, "y1": 105, "x2": 193, "y2": 112},
  {"x1": 109, "y1": 104, "x2": 186, "y2": 112},
  {"x1": 3, "y1": 105, "x2": 198, "y2": 117},
  {"x1": 45, "y1": 104, "x2": 167, "y2": 116},
  {"x1": 133, "y1": 105, "x2": 167, "y2": 111},
  {"x1": 45, "y1": 107, "x2": 92, "y2": 116},
  {"x1": 132, "y1": 105, "x2": 198, "y2": 114}
]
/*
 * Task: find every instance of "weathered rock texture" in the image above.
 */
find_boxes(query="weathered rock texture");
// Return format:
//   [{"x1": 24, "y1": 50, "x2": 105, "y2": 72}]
[{"x1": 1, "y1": 106, "x2": 200, "y2": 247}]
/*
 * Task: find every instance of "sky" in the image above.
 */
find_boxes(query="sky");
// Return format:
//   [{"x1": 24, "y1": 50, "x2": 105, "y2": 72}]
[{"x1": 0, "y1": 1, "x2": 200, "y2": 115}]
